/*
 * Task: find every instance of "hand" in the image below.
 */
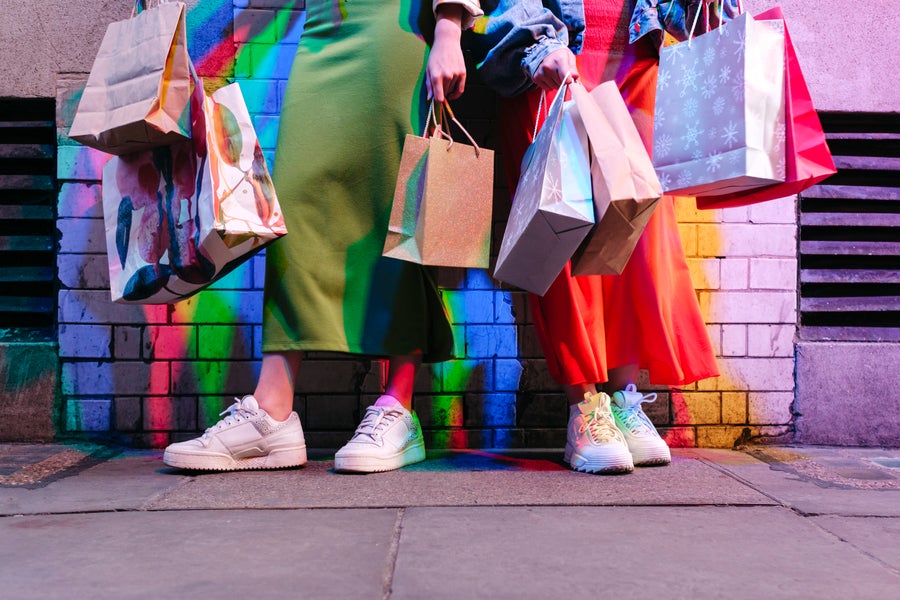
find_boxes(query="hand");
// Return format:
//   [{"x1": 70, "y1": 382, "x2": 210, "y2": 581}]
[
  {"x1": 426, "y1": 7, "x2": 467, "y2": 102},
  {"x1": 532, "y1": 48, "x2": 579, "y2": 91}
]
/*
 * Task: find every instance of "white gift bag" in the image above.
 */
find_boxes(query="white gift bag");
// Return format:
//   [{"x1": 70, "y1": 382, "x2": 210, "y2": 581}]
[{"x1": 493, "y1": 84, "x2": 595, "y2": 296}]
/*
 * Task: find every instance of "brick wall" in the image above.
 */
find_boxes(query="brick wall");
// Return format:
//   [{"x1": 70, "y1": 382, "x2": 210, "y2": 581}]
[{"x1": 55, "y1": 0, "x2": 797, "y2": 450}]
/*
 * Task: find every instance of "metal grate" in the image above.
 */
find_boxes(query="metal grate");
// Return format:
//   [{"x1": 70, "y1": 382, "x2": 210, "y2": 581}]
[
  {"x1": 799, "y1": 112, "x2": 900, "y2": 342},
  {"x1": 0, "y1": 98, "x2": 58, "y2": 340}
]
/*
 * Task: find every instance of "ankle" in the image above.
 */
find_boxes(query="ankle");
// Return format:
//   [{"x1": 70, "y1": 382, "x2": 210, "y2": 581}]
[
  {"x1": 377, "y1": 393, "x2": 411, "y2": 411},
  {"x1": 253, "y1": 394, "x2": 294, "y2": 421},
  {"x1": 565, "y1": 383, "x2": 597, "y2": 406}
]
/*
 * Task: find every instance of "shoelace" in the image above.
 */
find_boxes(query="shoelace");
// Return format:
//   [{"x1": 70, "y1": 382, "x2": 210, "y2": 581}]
[
  {"x1": 617, "y1": 393, "x2": 658, "y2": 435},
  {"x1": 353, "y1": 406, "x2": 402, "y2": 442},
  {"x1": 580, "y1": 409, "x2": 620, "y2": 443},
  {"x1": 204, "y1": 398, "x2": 258, "y2": 436}
]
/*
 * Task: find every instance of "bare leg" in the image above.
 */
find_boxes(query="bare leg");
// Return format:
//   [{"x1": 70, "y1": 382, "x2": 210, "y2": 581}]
[
  {"x1": 600, "y1": 364, "x2": 640, "y2": 396},
  {"x1": 383, "y1": 354, "x2": 421, "y2": 411},
  {"x1": 564, "y1": 383, "x2": 598, "y2": 407},
  {"x1": 253, "y1": 351, "x2": 303, "y2": 421}
]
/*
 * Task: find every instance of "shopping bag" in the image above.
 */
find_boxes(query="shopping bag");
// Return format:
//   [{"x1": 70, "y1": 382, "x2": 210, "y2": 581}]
[
  {"x1": 694, "y1": 6, "x2": 836, "y2": 209},
  {"x1": 101, "y1": 82, "x2": 287, "y2": 303},
  {"x1": 492, "y1": 84, "x2": 595, "y2": 296},
  {"x1": 653, "y1": 11, "x2": 786, "y2": 197},
  {"x1": 383, "y1": 102, "x2": 493, "y2": 269},
  {"x1": 567, "y1": 81, "x2": 662, "y2": 276},
  {"x1": 69, "y1": 1, "x2": 193, "y2": 156}
]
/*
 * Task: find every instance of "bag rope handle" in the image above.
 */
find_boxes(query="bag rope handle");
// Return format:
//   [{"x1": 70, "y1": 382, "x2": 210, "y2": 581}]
[
  {"x1": 685, "y1": 0, "x2": 745, "y2": 43},
  {"x1": 531, "y1": 73, "x2": 572, "y2": 140},
  {"x1": 422, "y1": 99, "x2": 483, "y2": 158},
  {"x1": 423, "y1": 100, "x2": 454, "y2": 143},
  {"x1": 687, "y1": 3, "x2": 703, "y2": 45},
  {"x1": 442, "y1": 101, "x2": 483, "y2": 158},
  {"x1": 533, "y1": 92, "x2": 546, "y2": 141}
]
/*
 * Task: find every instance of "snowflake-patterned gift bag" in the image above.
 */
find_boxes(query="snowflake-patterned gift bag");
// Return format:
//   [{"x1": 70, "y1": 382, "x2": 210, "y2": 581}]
[
  {"x1": 694, "y1": 6, "x2": 837, "y2": 209},
  {"x1": 494, "y1": 83, "x2": 594, "y2": 296},
  {"x1": 653, "y1": 11, "x2": 786, "y2": 197}
]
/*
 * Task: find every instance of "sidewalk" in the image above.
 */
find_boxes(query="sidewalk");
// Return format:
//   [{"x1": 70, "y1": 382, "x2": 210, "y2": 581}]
[{"x1": 1, "y1": 443, "x2": 898, "y2": 599}]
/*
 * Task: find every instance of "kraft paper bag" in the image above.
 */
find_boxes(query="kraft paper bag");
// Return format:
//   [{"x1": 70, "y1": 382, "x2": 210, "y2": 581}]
[
  {"x1": 695, "y1": 6, "x2": 836, "y2": 209},
  {"x1": 102, "y1": 82, "x2": 287, "y2": 304},
  {"x1": 568, "y1": 81, "x2": 662, "y2": 276},
  {"x1": 653, "y1": 11, "x2": 786, "y2": 197},
  {"x1": 493, "y1": 83, "x2": 595, "y2": 296},
  {"x1": 383, "y1": 104, "x2": 493, "y2": 269},
  {"x1": 70, "y1": 1, "x2": 193, "y2": 156}
]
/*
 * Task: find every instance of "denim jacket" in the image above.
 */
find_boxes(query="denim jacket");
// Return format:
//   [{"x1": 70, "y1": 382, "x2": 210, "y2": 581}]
[
  {"x1": 463, "y1": 0, "x2": 586, "y2": 97},
  {"x1": 629, "y1": 0, "x2": 742, "y2": 45},
  {"x1": 467, "y1": 1, "x2": 741, "y2": 97}
]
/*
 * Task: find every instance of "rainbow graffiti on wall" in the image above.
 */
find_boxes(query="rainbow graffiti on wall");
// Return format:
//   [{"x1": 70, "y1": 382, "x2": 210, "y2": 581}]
[{"x1": 58, "y1": 1, "x2": 523, "y2": 449}]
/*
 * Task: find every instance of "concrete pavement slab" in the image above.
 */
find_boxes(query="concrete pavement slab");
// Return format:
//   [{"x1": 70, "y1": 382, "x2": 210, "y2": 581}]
[
  {"x1": 810, "y1": 515, "x2": 900, "y2": 571},
  {"x1": 0, "y1": 450, "x2": 188, "y2": 516},
  {"x1": 687, "y1": 448, "x2": 900, "y2": 516},
  {"x1": 0, "y1": 508, "x2": 398, "y2": 600},
  {"x1": 391, "y1": 506, "x2": 900, "y2": 599},
  {"x1": 150, "y1": 450, "x2": 775, "y2": 510}
]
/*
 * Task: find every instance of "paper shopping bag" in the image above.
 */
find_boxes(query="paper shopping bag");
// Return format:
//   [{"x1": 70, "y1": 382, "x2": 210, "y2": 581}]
[
  {"x1": 493, "y1": 84, "x2": 595, "y2": 296},
  {"x1": 70, "y1": 1, "x2": 193, "y2": 155},
  {"x1": 102, "y1": 82, "x2": 287, "y2": 303},
  {"x1": 568, "y1": 82, "x2": 662, "y2": 276},
  {"x1": 695, "y1": 6, "x2": 836, "y2": 209},
  {"x1": 383, "y1": 103, "x2": 493, "y2": 268},
  {"x1": 653, "y1": 11, "x2": 786, "y2": 197}
]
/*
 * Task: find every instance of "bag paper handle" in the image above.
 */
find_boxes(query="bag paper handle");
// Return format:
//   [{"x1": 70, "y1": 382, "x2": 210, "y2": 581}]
[{"x1": 132, "y1": 0, "x2": 168, "y2": 17}]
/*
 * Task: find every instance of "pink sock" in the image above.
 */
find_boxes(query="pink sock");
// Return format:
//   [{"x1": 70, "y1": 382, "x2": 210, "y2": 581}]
[{"x1": 374, "y1": 394, "x2": 403, "y2": 408}]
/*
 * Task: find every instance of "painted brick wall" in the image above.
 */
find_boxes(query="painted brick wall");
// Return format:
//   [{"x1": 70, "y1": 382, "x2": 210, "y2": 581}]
[{"x1": 55, "y1": 0, "x2": 797, "y2": 450}]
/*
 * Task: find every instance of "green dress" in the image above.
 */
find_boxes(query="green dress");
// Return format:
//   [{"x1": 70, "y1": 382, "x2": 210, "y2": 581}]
[{"x1": 262, "y1": 0, "x2": 453, "y2": 362}]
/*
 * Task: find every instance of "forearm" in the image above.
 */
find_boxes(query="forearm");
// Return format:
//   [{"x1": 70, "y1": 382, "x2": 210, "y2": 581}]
[
  {"x1": 428, "y1": 1, "x2": 475, "y2": 102},
  {"x1": 434, "y1": 3, "x2": 465, "y2": 42},
  {"x1": 433, "y1": 1, "x2": 483, "y2": 30},
  {"x1": 464, "y1": 0, "x2": 580, "y2": 97}
]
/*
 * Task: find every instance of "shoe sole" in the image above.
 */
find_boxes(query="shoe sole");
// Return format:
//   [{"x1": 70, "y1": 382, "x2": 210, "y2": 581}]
[
  {"x1": 626, "y1": 442, "x2": 672, "y2": 467},
  {"x1": 564, "y1": 445, "x2": 634, "y2": 474},
  {"x1": 163, "y1": 445, "x2": 308, "y2": 471},
  {"x1": 633, "y1": 452, "x2": 672, "y2": 467},
  {"x1": 334, "y1": 442, "x2": 426, "y2": 474}
]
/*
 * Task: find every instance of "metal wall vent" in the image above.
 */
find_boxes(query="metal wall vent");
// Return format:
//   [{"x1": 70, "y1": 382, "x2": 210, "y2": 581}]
[
  {"x1": 799, "y1": 112, "x2": 900, "y2": 342},
  {"x1": 0, "y1": 98, "x2": 58, "y2": 340}
]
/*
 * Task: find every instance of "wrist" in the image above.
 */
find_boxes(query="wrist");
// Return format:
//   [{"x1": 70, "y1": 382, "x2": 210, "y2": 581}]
[
  {"x1": 434, "y1": 4, "x2": 465, "y2": 29},
  {"x1": 434, "y1": 17, "x2": 463, "y2": 41}
]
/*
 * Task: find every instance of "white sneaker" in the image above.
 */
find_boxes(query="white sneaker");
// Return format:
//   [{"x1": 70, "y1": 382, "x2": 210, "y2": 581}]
[
  {"x1": 334, "y1": 403, "x2": 426, "y2": 473},
  {"x1": 163, "y1": 396, "x2": 307, "y2": 471},
  {"x1": 611, "y1": 384, "x2": 671, "y2": 466},
  {"x1": 564, "y1": 392, "x2": 634, "y2": 474}
]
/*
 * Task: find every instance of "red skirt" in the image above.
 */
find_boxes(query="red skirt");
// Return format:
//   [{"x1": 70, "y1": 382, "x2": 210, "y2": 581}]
[{"x1": 497, "y1": 2, "x2": 718, "y2": 386}]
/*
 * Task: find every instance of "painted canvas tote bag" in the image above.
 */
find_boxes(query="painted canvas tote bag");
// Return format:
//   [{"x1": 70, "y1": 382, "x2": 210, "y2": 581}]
[{"x1": 102, "y1": 83, "x2": 287, "y2": 303}]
